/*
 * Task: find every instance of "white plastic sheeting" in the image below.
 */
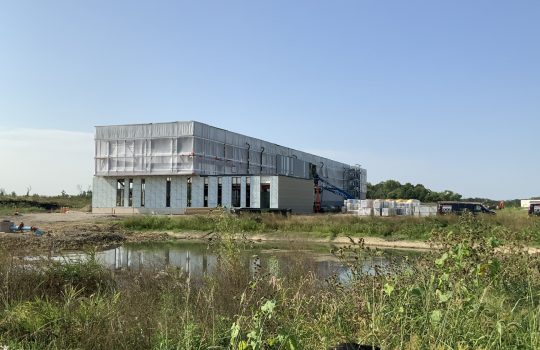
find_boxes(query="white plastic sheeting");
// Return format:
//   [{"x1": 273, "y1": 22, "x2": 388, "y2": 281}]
[
  {"x1": 95, "y1": 122, "x2": 194, "y2": 139},
  {"x1": 95, "y1": 137, "x2": 194, "y2": 174},
  {"x1": 345, "y1": 199, "x2": 436, "y2": 217},
  {"x1": 95, "y1": 121, "x2": 365, "y2": 192}
]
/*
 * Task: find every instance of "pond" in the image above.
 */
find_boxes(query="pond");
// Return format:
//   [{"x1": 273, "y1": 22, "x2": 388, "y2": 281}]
[{"x1": 43, "y1": 241, "x2": 417, "y2": 282}]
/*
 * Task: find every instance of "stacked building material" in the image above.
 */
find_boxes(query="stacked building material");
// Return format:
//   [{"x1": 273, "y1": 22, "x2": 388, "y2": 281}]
[
  {"x1": 414, "y1": 205, "x2": 438, "y2": 217},
  {"x1": 343, "y1": 199, "x2": 357, "y2": 215},
  {"x1": 381, "y1": 208, "x2": 396, "y2": 217},
  {"x1": 344, "y1": 198, "x2": 436, "y2": 217},
  {"x1": 360, "y1": 199, "x2": 373, "y2": 208},
  {"x1": 358, "y1": 199, "x2": 374, "y2": 216},
  {"x1": 372, "y1": 200, "x2": 395, "y2": 216},
  {"x1": 346, "y1": 199, "x2": 360, "y2": 211},
  {"x1": 395, "y1": 199, "x2": 420, "y2": 216},
  {"x1": 372, "y1": 200, "x2": 382, "y2": 216}
]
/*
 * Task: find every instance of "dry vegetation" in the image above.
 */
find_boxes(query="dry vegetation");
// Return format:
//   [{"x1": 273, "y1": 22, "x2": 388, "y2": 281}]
[
  {"x1": 0, "y1": 194, "x2": 91, "y2": 215},
  {"x1": 121, "y1": 208, "x2": 540, "y2": 243},
  {"x1": 1, "y1": 213, "x2": 540, "y2": 349}
]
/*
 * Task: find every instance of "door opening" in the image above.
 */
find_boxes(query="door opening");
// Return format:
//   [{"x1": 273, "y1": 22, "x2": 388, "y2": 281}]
[{"x1": 260, "y1": 184, "x2": 270, "y2": 209}]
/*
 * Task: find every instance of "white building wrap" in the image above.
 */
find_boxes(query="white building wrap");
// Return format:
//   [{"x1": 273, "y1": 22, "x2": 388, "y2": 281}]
[{"x1": 92, "y1": 121, "x2": 366, "y2": 214}]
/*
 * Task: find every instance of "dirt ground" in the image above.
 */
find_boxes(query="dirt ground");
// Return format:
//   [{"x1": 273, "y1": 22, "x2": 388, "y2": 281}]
[
  {"x1": 0, "y1": 212, "x2": 125, "y2": 252},
  {"x1": 0, "y1": 211, "x2": 431, "y2": 253}
]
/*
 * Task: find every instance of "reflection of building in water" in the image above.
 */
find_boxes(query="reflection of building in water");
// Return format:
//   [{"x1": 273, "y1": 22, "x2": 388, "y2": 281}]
[
  {"x1": 97, "y1": 246, "x2": 218, "y2": 276},
  {"x1": 87, "y1": 244, "x2": 400, "y2": 281}
]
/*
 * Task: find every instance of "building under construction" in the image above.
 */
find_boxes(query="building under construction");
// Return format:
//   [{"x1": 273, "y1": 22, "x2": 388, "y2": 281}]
[{"x1": 92, "y1": 121, "x2": 367, "y2": 214}]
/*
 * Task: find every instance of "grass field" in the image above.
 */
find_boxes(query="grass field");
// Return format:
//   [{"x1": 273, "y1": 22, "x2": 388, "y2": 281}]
[
  {"x1": 1, "y1": 214, "x2": 539, "y2": 349},
  {"x1": 0, "y1": 194, "x2": 91, "y2": 215},
  {"x1": 121, "y1": 208, "x2": 540, "y2": 243}
]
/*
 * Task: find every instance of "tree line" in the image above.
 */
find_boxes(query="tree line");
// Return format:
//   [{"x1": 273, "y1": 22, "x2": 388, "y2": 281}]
[{"x1": 366, "y1": 180, "x2": 462, "y2": 202}]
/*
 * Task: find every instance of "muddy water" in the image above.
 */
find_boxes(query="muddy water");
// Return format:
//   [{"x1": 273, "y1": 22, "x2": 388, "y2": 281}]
[{"x1": 49, "y1": 241, "x2": 415, "y2": 282}]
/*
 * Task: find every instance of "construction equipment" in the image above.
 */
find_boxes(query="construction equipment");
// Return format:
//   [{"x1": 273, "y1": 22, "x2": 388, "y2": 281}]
[
  {"x1": 313, "y1": 173, "x2": 354, "y2": 213},
  {"x1": 308, "y1": 163, "x2": 361, "y2": 213},
  {"x1": 315, "y1": 174, "x2": 354, "y2": 199}
]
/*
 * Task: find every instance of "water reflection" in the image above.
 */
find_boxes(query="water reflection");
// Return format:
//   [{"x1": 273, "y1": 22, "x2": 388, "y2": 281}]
[
  {"x1": 98, "y1": 245, "x2": 218, "y2": 276},
  {"x1": 43, "y1": 242, "x2": 413, "y2": 282},
  {"x1": 98, "y1": 243, "x2": 339, "y2": 277}
]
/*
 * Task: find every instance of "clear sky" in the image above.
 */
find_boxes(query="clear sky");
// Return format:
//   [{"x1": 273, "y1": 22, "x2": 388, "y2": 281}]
[{"x1": 0, "y1": 0, "x2": 538, "y2": 198}]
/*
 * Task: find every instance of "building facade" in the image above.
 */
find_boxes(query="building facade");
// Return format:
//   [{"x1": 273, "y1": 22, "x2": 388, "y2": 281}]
[{"x1": 92, "y1": 121, "x2": 366, "y2": 214}]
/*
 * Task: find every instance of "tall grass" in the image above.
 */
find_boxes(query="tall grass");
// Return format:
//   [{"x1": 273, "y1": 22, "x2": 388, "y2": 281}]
[
  {"x1": 121, "y1": 210, "x2": 540, "y2": 243},
  {"x1": 0, "y1": 194, "x2": 92, "y2": 214},
  {"x1": 122, "y1": 212, "x2": 266, "y2": 235},
  {"x1": 1, "y1": 213, "x2": 540, "y2": 349}
]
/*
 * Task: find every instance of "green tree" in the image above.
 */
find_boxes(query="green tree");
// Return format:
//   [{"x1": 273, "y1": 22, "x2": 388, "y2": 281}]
[{"x1": 367, "y1": 180, "x2": 462, "y2": 202}]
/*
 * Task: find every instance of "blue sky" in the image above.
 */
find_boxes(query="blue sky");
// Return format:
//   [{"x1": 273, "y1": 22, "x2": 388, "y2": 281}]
[{"x1": 0, "y1": 0, "x2": 538, "y2": 198}]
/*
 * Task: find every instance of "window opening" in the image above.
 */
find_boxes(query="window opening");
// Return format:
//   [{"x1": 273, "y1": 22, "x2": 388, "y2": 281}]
[
  {"x1": 217, "y1": 177, "x2": 222, "y2": 206},
  {"x1": 245, "y1": 177, "x2": 250, "y2": 208},
  {"x1": 128, "y1": 179, "x2": 133, "y2": 207},
  {"x1": 203, "y1": 177, "x2": 209, "y2": 207},
  {"x1": 116, "y1": 179, "x2": 125, "y2": 207},
  {"x1": 261, "y1": 183, "x2": 270, "y2": 209},
  {"x1": 166, "y1": 177, "x2": 171, "y2": 208},
  {"x1": 141, "y1": 179, "x2": 145, "y2": 207},
  {"x1": 187, "y1": 177, "x2": 192, "y2": 207},
  {"x1": 232, "y1": 177, "x2": 241, "y2": 207}
]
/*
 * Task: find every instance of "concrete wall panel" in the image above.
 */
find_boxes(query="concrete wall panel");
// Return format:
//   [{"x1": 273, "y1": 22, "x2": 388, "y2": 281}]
[
  {"x1": 191, "y1": 176, "x2": 204, "y2": 208},
  {"x1": 251, "y1": 176, "x2": 260, "y2": 208},
  {"x1": 221, "y1": 177, "x2": 232, "y2": 208},
  {"x1": 92, "y1": 177, "x2": 116, "y2": 208},
  {"x1": 208, "y1": 177, "x2": 218, "y2": 207},
  {"x1": 278, "y1": 176, "x2": 313, "y2": 213},
  {"x1": 240, "y1": 177, "x2": 246, "y2": 207}
]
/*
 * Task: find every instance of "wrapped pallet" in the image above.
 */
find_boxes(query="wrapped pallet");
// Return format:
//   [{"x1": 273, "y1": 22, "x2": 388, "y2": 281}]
[
  {"x1": 382, "y1": 208, "x2": 396, "y2": 217},
  {"x1": 360, "y1": 199, "x2": 374, "y2": 208},
  {"x1": 361, "y1": 208, "x2": 373, "y2": 216},
  {"x1": 416, "y1": 205, "x2": 436, "y2": 217}
]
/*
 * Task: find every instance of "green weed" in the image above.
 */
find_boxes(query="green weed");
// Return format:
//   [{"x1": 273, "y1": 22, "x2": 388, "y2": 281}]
[{"x1": 1, "y1": 213, "x2": 540, "y2": 349}]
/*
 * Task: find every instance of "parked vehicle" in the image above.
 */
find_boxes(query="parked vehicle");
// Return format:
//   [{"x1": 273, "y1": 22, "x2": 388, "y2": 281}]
[
  {"x1": 529, "y1": 203, "x2": 540, "y2": 216},
  {"x1": 437, "y1": 201, "x2": 495, "y2": 215}
]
